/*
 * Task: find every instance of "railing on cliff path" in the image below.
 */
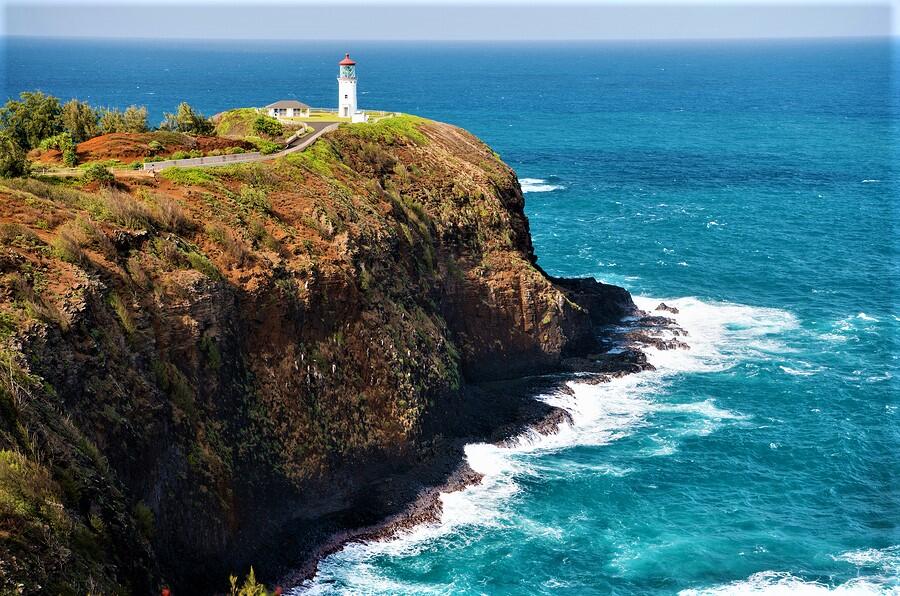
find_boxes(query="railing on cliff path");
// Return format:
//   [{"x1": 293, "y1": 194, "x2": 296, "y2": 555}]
[{"x1": 142, "y1": 123, "x2": 340, "y2": 173}]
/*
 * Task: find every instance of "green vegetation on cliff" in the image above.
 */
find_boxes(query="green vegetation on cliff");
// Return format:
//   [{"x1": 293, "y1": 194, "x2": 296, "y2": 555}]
[{"x1": 0, "y1": 114, "x2": 597, "y2": 592}]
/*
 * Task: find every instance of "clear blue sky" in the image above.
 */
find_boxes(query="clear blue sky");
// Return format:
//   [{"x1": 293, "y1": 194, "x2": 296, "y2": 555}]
[{"x1": 3, "y1": 1, "x2": 896, "y2": 40}]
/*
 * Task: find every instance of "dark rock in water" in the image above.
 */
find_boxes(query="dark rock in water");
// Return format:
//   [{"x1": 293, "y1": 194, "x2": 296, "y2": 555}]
[
  {"x1": 623, "y1": 330, "x2": 690, "y2": 351},
  {"x1": 656, "y1": 302, "x2": 680, "y2": 314}
]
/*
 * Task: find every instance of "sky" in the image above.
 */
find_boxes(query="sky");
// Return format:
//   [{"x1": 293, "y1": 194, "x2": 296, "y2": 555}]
[{"x1": 2, "y1": 0, "x2": 897, "y2": 40}]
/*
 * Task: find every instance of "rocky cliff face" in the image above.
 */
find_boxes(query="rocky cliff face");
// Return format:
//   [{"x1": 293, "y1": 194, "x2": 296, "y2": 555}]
[{"x1": 0, "y1": 116, "x2": 636, "y2": 593}]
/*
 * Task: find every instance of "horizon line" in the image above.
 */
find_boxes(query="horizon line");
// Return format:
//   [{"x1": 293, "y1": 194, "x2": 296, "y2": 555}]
[{"x1": 4, "y1": 33, "x2": 897, "y2": 42}]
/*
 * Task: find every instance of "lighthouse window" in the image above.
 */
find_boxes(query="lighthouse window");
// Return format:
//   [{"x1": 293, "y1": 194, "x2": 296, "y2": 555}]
[{"x1": 344, "y1": 94, "x2": 348, "y2": 99}]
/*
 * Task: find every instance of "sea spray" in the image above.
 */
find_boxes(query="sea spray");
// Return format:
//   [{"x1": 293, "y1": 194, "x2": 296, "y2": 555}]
[{"x1": 295, "y1": 296, "x2": 803, "y2": 594}]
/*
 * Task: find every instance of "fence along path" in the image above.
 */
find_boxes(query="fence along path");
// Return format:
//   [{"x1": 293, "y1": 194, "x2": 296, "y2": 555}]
[{"x1": 142, "y1": 122, "x2": 340, "y2": 173}]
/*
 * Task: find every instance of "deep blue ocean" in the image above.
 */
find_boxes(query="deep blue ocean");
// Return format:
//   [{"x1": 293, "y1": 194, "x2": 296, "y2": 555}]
[{"x1": 5, "y1": 38, "x2": 898, "y2": 594}]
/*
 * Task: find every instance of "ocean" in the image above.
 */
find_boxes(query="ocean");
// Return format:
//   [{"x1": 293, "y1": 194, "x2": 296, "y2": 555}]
[{"x1": 5, "y1": 37, "x2": 898, "y2": 594}]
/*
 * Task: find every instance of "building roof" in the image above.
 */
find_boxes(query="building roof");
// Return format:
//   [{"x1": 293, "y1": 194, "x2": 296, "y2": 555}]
[
  {"x1": 265, "y1": 100, "x2": 309, "y2": 109},
  {"x1": 339, "y1": 53, "x2": 356, "y2": 66}
]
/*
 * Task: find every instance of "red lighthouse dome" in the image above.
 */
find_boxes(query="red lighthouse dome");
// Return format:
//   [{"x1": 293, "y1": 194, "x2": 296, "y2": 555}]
[{"x1": 339, "y1": 53, "x2": 356, "y2": 66}]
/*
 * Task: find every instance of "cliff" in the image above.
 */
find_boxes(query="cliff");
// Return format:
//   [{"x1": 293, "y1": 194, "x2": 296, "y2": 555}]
[{"x1": 0, "y1": 116, "x2": 637, "y2": 593}]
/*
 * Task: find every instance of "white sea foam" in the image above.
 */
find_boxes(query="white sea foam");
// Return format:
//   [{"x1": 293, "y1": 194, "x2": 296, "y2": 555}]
[
  {"x1": 295, "y1": 296, "x2": 800, "y2": 594},
  {"x1": 679, "y1": 571, "x2": 897, "y2": 595},
  {"x1": 680, "y1": 546, "x2": 900, "y2": 595},
  {"x1": 836, "y1": 545, "x2": 900, "y2": 576},
  {"x1": 520, "y1": 177, "x2": 565, "y2": 193}
]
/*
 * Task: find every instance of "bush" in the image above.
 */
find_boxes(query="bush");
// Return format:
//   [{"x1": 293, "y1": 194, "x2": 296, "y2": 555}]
[
  {"x1": 51, "y1": 216, "x2": 108, "y2": 263},
  {"x1": 39, "y1": 132, "x2": 78, "y2": 166},
  {"x1": 81, "y1": 163, "x2": 114, "y2": 185},
  {"x1": 206, "y1": 224, "x2": 251, "y2": 267},
  {"x1": 101, "y1": 190, "x2": 153, "y2": 229},
  {"x1": 245, "y1": 136, "x2": 280, "y2": 155},
  {"x1": 159, "y1": 167, "x2": 214, "y2": 186},
  {"x1": 150, "y1": 195, "x2": 194, "y2": 233},
  {"x1": 0, "y1": 133, "x2": 30, "y2": 178},
  {"x1": 227, "y1": 147, "x2": 246, "y2": 155},
  {"x1": 170, "y1": 151, "x2": 190, "y2": 160},
  {"x1": 237, "y1": 185, "x2": 270, "y2": 212},
  {"x1": 147, "y1": 140, "x2": 164, "y2": 153},
  {"x1": 186, "y1": 252, "x2": 221, "y2": 280},
  {"x1": 252, "y1": 115, "x2": 284, "y2": 137}
]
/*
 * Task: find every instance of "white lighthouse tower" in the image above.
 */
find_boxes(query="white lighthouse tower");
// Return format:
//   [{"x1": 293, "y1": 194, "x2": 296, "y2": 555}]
[{"x1": 337, "y1": 53, "x2": 357, "y2": 118}]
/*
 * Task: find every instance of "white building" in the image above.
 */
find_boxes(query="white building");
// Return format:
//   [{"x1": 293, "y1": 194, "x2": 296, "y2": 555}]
[
  {"x1": 264, "y1": 100, "x2": 310, "y2": 119},
  {"x1": 338, "y1": 53, "x2": 367, "y2": 122}
]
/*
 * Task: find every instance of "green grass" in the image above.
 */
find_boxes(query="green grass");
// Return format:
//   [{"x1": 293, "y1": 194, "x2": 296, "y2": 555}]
[
  {"x1": 213, "y1": 108, "x2": 261, "y2": 138},
  {"x1": 292, "y1": 112, "x2": 350, "y2": 123},
  {"x1": 283, "y1": 139, "x2": 340, "y2": 177},
  {"x1": 342, "y1": 114, "x2": 429, "y2": 145},
  {"x1": 160, "y1": 167, "x2": 216, "y2": 186},
  {"x1": 243, "y1": 136, "x2": 281, "y2": 155}
]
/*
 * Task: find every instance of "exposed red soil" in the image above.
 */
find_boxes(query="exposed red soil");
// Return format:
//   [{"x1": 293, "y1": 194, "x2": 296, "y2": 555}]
[{"x1": 30, "y1": 132, "x2": 255, "y2": 164}]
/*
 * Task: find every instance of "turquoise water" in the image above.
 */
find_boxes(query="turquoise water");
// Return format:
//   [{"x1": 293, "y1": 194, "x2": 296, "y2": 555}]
[{"x1": 6, "y1": 38, "x2": 898, "y2": 594}]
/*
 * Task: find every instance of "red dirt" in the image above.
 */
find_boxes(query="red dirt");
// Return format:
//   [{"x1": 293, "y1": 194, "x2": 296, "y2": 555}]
[{"x1": 31, "y1": 133, "x2": 255, "y2": 164}]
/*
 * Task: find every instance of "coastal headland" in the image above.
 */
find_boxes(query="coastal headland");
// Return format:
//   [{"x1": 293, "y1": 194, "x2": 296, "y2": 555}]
[{"x1": 0, "y1": 113, "x2": 687, "y2": 593}]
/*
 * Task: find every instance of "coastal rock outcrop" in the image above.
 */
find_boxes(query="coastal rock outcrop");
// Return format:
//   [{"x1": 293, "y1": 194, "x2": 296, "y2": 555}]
[{"x1": 0, "y1": 116, "x2": 641, "y2": 593}]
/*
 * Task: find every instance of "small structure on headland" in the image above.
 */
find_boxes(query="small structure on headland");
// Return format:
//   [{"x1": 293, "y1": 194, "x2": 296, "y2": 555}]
[
  {"x1": 265, "y1": 100, "x2": 310, "y2": 119},
  {"x1": 338, "y1": 53, "x2": 368, "y2": 123}
]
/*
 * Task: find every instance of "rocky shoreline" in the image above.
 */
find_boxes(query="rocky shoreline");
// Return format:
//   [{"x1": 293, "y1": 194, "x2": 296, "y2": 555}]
[{"x1": 280, "y1": 302, "x2": 690, "y2": 591}]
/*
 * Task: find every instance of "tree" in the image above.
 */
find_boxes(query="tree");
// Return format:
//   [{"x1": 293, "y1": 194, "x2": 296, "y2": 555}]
[
  {"x1": 39, "y1": 132, "x2": 78, "y2": 166},
  {"x1": 0, "y1": 91, "x2": 62, "y2": 149},
  {"x1": 123, "y1": 105, "x2": 148, "y2": 133},
  {"x1": 160, "y1": 102, "x2": 214, "y2": 135},
  {"x1": 99, "y1": 108, "x2": 127, "y2": 134},
  {"x1": 60, "y1": 99, "x2": 98, "y2": 143},
  {"x1": 0, "y1": 133, "x2": 30, "y2": 178}
]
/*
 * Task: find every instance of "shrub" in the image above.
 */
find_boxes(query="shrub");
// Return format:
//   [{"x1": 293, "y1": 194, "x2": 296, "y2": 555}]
[
  {"x1": 186, "y1": 252, "x2": 221, "y2": 280},
  {"x1": 51, "y1": 216, "x2": 106, "y2": 263},
  {"x1": 147, "y1": 140, "x2": 164, "y2": 153},
  {"x1": 159, "y1": 167, "x2": 215, "y2": 186},
  {"x1": 107, "y1": 292, "x2": 135, "y2": 335},
  {"x1": 81, "y1": 163, "x2": 114, "y2": 185},
  {"x1": 102, "y1": 190, "x2": 153, "y2": 229},
  {"x1": 150, "y1": 195, "x2": 193, "y2": 233},
  {"x1": 252, "y1": 115, "x2": 284, "y2": 137},
  {"x1": 245, "y1": 136, "x2": 280, "y2": 155},
  {"x1": 40, "y1": 132, "x2": 78, "y2": 166},
  {"x1": 0, "y1": 223, "x2": 39, "y2": 246},
  {"x1": 133, "y1": 502, "x2": 155, "y2": 540},
  {"x1": 0, "y1": 133, "x2": 29, "y2": 178},
  {"x1": 237, "y1": 184, "x2": 270, "y2": 213},
  {"x1": 228, "y1": 147, "x2": 246, "y2": 155},
  {"x1": 206, "y1": 224, "x2": 251, "y2": 267},
  {"x1": 170, "y1": 150, "x2": 191, "y2": 160}
]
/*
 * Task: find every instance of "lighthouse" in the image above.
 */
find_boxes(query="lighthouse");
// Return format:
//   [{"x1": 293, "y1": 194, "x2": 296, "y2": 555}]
[{"x1": 338, "y1": 53, "x2": 357, "y2": 118}]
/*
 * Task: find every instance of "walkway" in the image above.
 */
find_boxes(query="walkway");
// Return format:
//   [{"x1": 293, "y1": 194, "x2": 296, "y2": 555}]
[{"x1": 142, "y1": 121, "x2": 340, "y2": 173}]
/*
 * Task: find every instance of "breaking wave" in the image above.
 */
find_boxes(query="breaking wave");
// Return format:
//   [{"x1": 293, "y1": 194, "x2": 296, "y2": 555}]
[
  {"x1": 520, "y1": 177, "x2": 565, "y2": 193},
  {"x1": 294, "y1": 296, "x2": 801, "y2": 595}
]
